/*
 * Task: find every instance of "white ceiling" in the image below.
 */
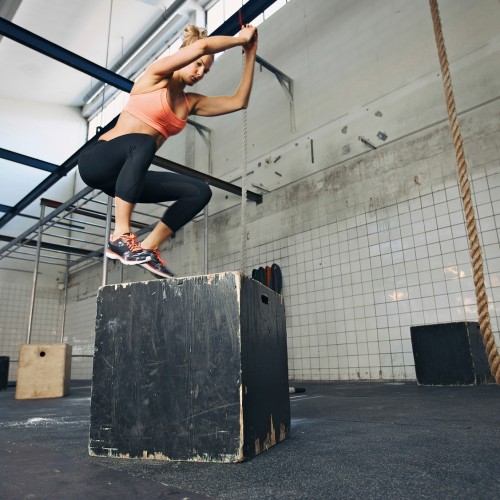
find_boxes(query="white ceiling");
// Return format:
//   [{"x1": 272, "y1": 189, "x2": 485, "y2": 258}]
[{"x1": 0, "y1": 0, "x2": 207, "y2": 107}]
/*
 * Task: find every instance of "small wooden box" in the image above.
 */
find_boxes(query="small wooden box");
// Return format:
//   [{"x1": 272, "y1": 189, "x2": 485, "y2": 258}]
[
  {"x1": 89, "y1": 272, "x2": 290, "y2": 462},
  {"x1": 15, "y1": 344, "x2": 72, "y2": 399}
]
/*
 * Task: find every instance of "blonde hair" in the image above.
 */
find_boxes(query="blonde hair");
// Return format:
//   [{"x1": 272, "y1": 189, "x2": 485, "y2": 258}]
[{"x1": 180, "y1": 24, "x2": 208, "y2": 48}]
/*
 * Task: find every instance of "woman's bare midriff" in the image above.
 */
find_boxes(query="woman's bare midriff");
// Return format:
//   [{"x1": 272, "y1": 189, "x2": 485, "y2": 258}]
[{"x1": 98, "y1": 111, "x2": 166, "y2": 149}]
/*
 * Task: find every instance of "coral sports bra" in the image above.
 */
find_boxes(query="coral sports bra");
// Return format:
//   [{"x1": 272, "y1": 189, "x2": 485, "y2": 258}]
[{"x1": 123, "y1": 88, "x2": 188, "y2": 139}]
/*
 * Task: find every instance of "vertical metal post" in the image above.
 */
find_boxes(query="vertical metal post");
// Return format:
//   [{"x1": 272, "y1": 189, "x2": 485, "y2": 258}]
[
  {"x1": 60, "y1": 266, "x2": 69, "y2": 343},
  {"x1": 203, "y1": 132, "x2": 212, "y2": 275},
  {"x1": 27, "y1": 203, "x2": 45, "y2": 344},
  {"x1": 203, "y1": 207, "x2": 208, "y2": 274},
  {"x1": 102, "y1": 196, "x2": 113, "y2": 286}
]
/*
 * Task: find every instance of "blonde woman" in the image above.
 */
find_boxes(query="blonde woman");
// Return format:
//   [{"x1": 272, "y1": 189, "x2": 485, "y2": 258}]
[{"x1": 79, "y1": 24, "x2": 258, "y2": 278}]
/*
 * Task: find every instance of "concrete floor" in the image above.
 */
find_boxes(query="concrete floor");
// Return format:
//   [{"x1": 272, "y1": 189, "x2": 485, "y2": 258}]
[{"x1": 1, "y1": 380, "x2": 499, "y2": 499}]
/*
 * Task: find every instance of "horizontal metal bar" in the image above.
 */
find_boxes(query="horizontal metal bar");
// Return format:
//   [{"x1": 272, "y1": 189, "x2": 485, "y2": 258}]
[
  {"x1": 0, "y1": 147, "x2": 59, "y2": 173},
  {"x1": 211, "y1": 0, "x2": 278, "y2": 36},
  {"x1": 0, "y1": 205, "x2": 83, "y2": 231},
  {"x1": 40, "y1": 231, "x2": 103, "y2": 247},
  {"x1": 152, "y1": 155, "x2": 263, "y2": 203},
  {"x1": 3, "y1": 254, "x2": 67, "y2": 267},
  {"x1": 0, "y1": 234, "x2": 93, "y2": 256},
  {"x1": 0, "y1": 186, "x2": 93, "y2": 257},
  {"x1": 10, "y1": 248, "x2": 79, "y2": 263},
  {"x1": 0, "y1": 18, "x2": 133, "y2": 93},
  {"x1": 42, "y1": 198, "x2": 150, "y2": 229}
]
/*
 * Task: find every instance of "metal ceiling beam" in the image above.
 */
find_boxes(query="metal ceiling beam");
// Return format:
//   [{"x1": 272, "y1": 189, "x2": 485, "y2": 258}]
[
  {"x1": 0, "y1": 0, "x2": 22, "y2": 44},
  {"x1": 40, "y1": 198, "x2": 150, "y2": 230},
  {"x1": 211, "y1": 0, "x2": 278, "y2": 36},
  {"x1": 0, "y1": 17, "x2": 133, "y2": 93},
  {"x1": 0, "y1": 147, "x2": 59, "y2": 173}
]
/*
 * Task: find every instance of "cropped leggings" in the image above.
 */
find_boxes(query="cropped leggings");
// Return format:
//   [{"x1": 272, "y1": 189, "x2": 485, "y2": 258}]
[{"x1": 78, "y1": 133, "x2": 212, "y2": 233}]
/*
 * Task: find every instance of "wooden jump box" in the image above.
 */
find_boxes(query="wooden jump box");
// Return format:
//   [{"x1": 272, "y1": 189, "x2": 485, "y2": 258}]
[
  {"x1": 89, "y1": 272, "x2": 290, "y2": 462},
  {"x1": 15, "y1": 344, "x2": 72, "y2": 399}
]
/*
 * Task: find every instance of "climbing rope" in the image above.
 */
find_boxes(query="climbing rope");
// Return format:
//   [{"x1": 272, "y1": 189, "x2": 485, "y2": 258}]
[
  {"x1": 240, "y1": 12, "x2": 248, "y2": 275},
  {"x1": 429, "y1": 0, "x2": 500, "y2": 384}
]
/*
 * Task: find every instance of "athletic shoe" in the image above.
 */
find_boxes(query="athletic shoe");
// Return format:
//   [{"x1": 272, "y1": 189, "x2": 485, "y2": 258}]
[
  {"x1": 106, "y1": 233, "x2": 152, "y2": 265},
  {"x1": 140, "y1": 248, "x2": 175, "y2": 278}
]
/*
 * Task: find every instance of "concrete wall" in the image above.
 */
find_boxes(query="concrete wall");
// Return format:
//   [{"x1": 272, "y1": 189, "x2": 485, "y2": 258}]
[{"x1": 3, "y1": 0, "x2": 500, "y2": 382}]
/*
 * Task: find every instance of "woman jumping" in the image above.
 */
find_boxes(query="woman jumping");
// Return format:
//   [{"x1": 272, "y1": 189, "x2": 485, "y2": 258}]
[{"x1": 78, "y1": 24, "x2": 258, "y2": 278}]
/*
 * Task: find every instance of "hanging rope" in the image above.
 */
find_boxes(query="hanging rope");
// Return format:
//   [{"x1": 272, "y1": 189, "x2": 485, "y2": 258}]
[
  {"x1": 240, "y1": 103, "x2": 248, "y2": 275},
  {"x1": 239, "y1": 11, "x2": 248, "y2": 275},
  {"x1": 429, "y1": 0, "x2": 500, "y2": 384}
]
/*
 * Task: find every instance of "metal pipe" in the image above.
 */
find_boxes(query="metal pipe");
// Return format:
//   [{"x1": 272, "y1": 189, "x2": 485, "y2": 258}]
[
  {"x1": 60, "y1": 267, "x2": 69, "y2": 343},
  {"x1": 0, "y1": 186, "x2": 93, "y2": 257},
  {"x1": 0, "y1": 147, "x2": 58, "y2": 172},
  {"x1": 0, "y1": 18, "x2": 132, "y2": 92},
  {"x1": 152, "y1": 155, "x2": 262, "y2": 203},
  {"x1": 5, "y1": 254, "x2": 67, "y2": 267},
  {"x1": 203, "y1": 207, "x2": 208, "y2": 274},
  {"x1": 27, "y1": 248, "x2": 89, "y2": 259},
  {"x1": 27, "y1": 204, "x2": 45, "y2": 344},
  {"x1": 102, "y1": 197, "x2": 113, "y2": 286},
  {"x1": 33, "y1": 232, "x2": 102, "y2": 246}
]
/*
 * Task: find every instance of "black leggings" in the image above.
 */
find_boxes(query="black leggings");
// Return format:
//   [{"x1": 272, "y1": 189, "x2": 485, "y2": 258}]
[{"x1": 78, "y1": 133, "x2": 212, "y2": 233}]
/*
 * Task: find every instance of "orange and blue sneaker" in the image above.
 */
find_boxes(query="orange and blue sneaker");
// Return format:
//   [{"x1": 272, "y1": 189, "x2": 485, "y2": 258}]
[
  {"x1": 140, "y1": 248, "x2": 175, "y2": 278},
  {"x1": 106, "y1": 233, "x2": 152, "y2": 265}
]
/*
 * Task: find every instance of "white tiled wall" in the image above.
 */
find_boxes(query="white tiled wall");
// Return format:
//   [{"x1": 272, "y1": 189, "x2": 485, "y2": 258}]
[{"x1": 205, "y1": 107, "x2": 500, "y2": 381}]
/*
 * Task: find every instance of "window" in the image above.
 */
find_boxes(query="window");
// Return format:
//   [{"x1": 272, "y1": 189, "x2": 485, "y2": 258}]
[{"x1": 206, "y1": 0, "x2": 288, "y2": 33}]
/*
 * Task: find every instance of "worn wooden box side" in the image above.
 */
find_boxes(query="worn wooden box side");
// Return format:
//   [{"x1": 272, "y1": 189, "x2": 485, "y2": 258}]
[
  {"x1": 89, "y1": 272, "x2": 244, "y2": 462},
  {"x1": 240, "y1": 277, "x2": 290, "y2": 459},
  {"x1": 15, "y1": 344, "x2": 72, "y2": 399}
]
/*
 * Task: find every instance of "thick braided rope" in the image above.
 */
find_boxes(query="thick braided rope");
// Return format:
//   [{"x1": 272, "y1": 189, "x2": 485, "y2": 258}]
[
  {"x1": 429, "y1": 0, "x2": 500, "y2": 384},
  {"x1": 240, "y1": 52, "x2": 248, "y2": 275}
]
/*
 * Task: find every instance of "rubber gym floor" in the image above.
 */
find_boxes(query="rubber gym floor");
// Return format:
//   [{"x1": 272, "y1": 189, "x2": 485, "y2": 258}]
[{"x1": 1, "y1": 380, "x2": 499, "y2": 499}]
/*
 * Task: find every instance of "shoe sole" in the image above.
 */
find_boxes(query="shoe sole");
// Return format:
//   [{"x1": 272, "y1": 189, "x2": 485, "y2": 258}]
[
  {"x1": 106, "y1": 249, "x2": 151, "y2": 265},
  {"x1": 140, "y1": 262, "x2": 175, "y2": 278}
]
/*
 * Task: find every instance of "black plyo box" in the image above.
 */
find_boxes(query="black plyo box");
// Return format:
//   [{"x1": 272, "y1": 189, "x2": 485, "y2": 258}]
[
  {"x1": 410, "y1": 322, "x2": 491, "y2": 386},
  {"x1": 0, "y1": 356, "x2": 9, "y2": 390},
  {"x1": 89, "y1": 272, "x2": 290, "y2": 462}
]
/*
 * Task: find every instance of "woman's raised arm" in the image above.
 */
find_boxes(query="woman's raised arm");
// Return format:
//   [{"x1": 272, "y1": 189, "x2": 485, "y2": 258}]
[{"x1": 187, "y1": 30, "x2": 258, "y2": 117}]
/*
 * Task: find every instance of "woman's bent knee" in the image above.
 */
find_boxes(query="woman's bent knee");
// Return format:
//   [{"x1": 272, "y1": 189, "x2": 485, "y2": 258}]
[{"x1": 200, "y1": 182, "x2": 212, "y2": 204}]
